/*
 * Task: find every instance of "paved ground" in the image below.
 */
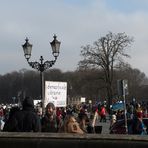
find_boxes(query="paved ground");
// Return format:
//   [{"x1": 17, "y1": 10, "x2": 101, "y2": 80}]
[
  {"x1": 99, "y1": 120, "x2": 110, "y2": 134},
  {"x1": 95, "y1": 115, "x2": 111, "y2": 134}
]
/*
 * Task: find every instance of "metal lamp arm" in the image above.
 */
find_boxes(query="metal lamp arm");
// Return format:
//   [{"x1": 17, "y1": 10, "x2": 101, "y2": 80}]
[
  {"x1": 44, "y1": 59, "x2": 57, "y2": 71},
  {"x1": 28, "y1": 61, "x2": 41, "y2": 71},
  {"x1": 27, "y1": 57, "x2": 57, "y2": 72}
]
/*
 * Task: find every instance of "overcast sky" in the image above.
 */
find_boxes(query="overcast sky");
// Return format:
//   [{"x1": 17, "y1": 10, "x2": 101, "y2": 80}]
[{"x1": 0, "y1": 0, "x2": 148, "y2": 76}]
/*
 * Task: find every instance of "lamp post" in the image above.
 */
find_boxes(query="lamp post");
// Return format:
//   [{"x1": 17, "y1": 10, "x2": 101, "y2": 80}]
[{"x1": 22, "y1": 35, "x2": 61, "y2": 114}]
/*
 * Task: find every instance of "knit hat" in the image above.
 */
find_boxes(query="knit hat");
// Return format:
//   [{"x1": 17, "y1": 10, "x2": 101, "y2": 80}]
[{"x1": 46, "y1": 102, "x2": 55, "y2": 110}]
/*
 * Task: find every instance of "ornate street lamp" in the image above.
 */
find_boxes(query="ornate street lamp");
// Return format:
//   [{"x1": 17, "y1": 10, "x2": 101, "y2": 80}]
[{"x1": 22, "y1": 35, "x2": 61, "y2": 113}]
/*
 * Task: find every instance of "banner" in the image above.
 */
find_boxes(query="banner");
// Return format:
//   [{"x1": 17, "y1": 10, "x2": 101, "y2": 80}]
[
  {"x1": 45, "y1": 81, "x2": 67, "y2": 107},
  {"x1": 111, "y1": 102, "x2": 124, "y2": 111}
]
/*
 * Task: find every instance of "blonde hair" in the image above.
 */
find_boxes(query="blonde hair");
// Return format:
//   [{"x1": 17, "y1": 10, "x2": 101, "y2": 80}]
[{"x1": 63, "y1": 115, "x2": 76, "y2": 132}]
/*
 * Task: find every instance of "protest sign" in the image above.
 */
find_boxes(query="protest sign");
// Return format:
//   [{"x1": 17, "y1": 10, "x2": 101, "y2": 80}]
[{"x1": 45, "y1": 81, "x2": 67, "y2": 107}]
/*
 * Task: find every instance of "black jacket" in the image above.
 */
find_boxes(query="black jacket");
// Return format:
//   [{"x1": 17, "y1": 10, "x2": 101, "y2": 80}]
[{"x1": 3, "y1": 97, "x2": 41, "y2": 132}]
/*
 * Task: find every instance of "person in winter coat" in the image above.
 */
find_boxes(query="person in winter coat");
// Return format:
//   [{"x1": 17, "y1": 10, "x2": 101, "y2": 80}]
[
  {"x1": 41, "y1": 102, "x2": 63, "y2": 132},
  {"x1": 3, "y1": 97, "x2": 41, "y2": 132},
  {"x1": 133, "y1": 113, "x2": 146, "y2": 135},
  {"x1": 3, "y1": 106, "x2": 20, "y2": 131},
  {"x1": 99, "y1": 104, "x2": 107, "y2": 122},
  {"x1": 78, "y1": 109, "x2": 89, "y2": 133}
]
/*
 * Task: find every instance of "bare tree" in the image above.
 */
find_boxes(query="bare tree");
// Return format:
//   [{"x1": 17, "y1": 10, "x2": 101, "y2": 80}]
[{"x1": 79, "y1": 32, "x2": 134, "y2": 111}]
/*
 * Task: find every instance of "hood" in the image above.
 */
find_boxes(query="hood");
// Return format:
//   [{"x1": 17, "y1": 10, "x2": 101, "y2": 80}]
[{"x1": 22, "y1": 97, "x2": 34, "y2": 109}]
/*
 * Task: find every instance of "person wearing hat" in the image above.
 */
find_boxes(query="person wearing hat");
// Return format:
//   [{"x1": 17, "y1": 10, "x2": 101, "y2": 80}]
[{"x1": 41, "y1": 102, "x2": 63, "y2": 132}]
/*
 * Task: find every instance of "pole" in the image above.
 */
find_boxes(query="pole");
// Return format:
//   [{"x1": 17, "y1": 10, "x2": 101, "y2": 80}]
[
  {"x1": 40, "y1": 71, "x2": 45, "y2": 115},
  {"x1": 122, "y1": 80, "x2": 128, "y2": 134}
]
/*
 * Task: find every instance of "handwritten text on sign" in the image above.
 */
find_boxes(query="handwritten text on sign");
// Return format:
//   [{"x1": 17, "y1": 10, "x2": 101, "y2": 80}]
[{"x1": 45, "y1": 81, "x2": 67, "y2": 107}]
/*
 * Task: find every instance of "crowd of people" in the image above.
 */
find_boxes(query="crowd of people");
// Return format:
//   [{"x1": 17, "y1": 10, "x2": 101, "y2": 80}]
[
  {"x1": 110, "y1": 102, "x2": 148, "y2": 135},
  {"x1": 0, "y1": 97, "x2": 107, "y2": 134},
  {"x1": 0, "y1": 97, "x2": 148, "y2": 135}
]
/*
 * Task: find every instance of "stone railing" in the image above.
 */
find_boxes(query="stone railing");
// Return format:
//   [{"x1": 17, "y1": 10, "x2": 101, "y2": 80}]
[{"x1": 0, "y1": 132, "x2": 148, "y2": 148}]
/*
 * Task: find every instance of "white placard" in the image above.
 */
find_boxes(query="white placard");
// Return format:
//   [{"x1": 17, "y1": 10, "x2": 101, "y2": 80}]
[
  {"x1": 45, "y1": 81, "x2": 67, "y2": 107},
  {"x1": 81, "y1": 97, "x2": 86, "y2": 103}
]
